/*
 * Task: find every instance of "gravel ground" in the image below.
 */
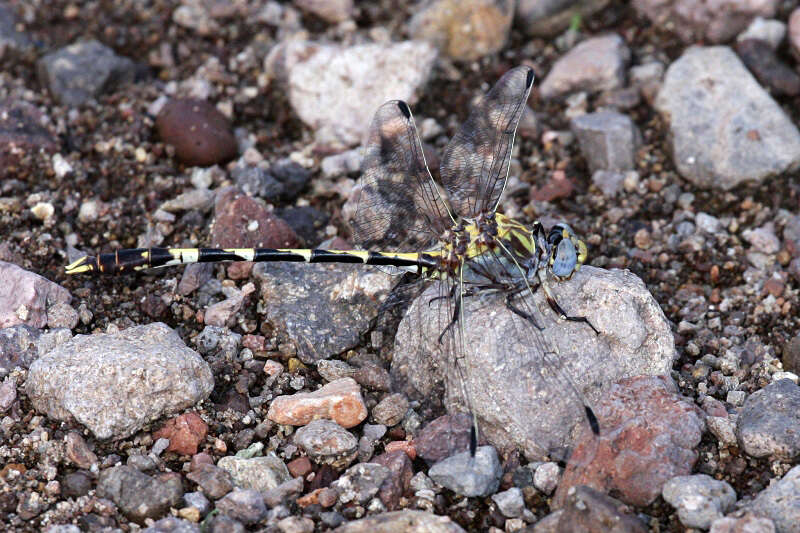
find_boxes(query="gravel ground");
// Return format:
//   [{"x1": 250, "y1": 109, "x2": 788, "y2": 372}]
[{"x1": 1, "y1": 1, "x2": 800, "y2": 532}]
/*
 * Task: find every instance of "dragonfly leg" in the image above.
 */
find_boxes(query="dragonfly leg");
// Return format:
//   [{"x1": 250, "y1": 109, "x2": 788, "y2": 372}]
[
  {"x1": 505, "y1": 292, "x2": 544, "y2": 331},
  {"x1": 538, "y1": 273, "x2": 599, "y2": 334}
]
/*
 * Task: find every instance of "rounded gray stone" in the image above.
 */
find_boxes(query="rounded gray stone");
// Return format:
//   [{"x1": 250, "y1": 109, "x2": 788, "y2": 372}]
[
  {"x1": 216, "y1": 453, "x2": 291, "y2": 493},
  {"x1": 662, "y1": 474, "x2": 736, "y2": 529},
  {"x1": 736, "y1": 378, "x2": 800, "y2": 459},
  {"x1": 428, "y1": 446, "x2": 502, "y2": 498},
  {"x1": 743, "y1": 465, "x2": 800, "y2": 533}
]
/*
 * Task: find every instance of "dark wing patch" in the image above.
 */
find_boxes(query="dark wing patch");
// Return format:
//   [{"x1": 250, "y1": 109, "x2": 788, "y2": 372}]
[
  {"x1": 439, "y1": 66, "x2": 534, "y2": 219},
  {"x1": 350, "y1": 100, "x2": 452, "y2": 251}
]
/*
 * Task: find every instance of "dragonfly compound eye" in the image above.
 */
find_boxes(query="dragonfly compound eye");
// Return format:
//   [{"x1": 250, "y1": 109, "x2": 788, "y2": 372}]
[{"x1": 551, "y1": 237, "x2": 578, "y2": 278}]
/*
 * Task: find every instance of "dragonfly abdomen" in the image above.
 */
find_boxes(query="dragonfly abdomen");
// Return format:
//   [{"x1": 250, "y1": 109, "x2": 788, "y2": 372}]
[{"x1": 65, "y1": 247, "x2": 438, "y2": 275}]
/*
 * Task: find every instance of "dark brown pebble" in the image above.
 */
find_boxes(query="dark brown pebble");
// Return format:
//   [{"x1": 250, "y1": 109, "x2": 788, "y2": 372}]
[
  {"x1": 736, "y1": 39, "x2": 800, "y2": 96},
  {"x1": 211, "y1": 187, "x2": 300, "y2": 249},
  {"x1": 156, "y1": 98, "x2": 237, "y2": 166},
  {"x1": 287, "y1": 456, "x2": 312, "y2": 478}
]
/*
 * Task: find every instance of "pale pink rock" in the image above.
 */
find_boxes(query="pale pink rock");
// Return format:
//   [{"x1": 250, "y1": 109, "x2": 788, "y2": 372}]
[
  {"x1": 633, "y1": 0, "x2": 778, "y2": 44},
  {"x1": 539, "y1": 34, "x2": 630, "y2": 100},
  {"x1": 0, "y1": 261, "x2": 71, "y2": 329},
  {"x1": 267, "y1": 377, "x2": 367, "y2": 428}
]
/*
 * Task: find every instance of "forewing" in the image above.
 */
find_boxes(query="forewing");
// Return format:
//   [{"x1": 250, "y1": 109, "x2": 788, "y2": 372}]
[
  {"x1": 439, "y1": 66, "x2": 534, "y2": 219},
  {"x1": 350, "y1": 100, "x2": 452, "y2": 252}
]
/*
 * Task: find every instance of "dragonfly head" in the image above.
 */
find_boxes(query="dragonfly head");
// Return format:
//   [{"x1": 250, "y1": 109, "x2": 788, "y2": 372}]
[{"x1": 547, "y1": 223, "x2": 587, "y2": 280}]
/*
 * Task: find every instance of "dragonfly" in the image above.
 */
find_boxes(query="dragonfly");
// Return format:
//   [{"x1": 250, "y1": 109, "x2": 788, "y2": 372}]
[{"x1": 66, "y1": 66, "x2": 599, "y2": 458}]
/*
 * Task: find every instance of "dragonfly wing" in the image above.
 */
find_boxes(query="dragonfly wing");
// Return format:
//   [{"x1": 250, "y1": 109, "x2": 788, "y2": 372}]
[
  {"x1": 351, "y1": 100, "x2": 453, "y2": 252},
  {"x1": 439, "y1": 66, "x2": 534, "y2": 219}
]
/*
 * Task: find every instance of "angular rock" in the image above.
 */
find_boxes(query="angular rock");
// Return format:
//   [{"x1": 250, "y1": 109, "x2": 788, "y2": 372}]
[
  {"x1": 143, "y1": 517, "x2": 201, "y2": 533},
  {"x1": 217, "y1": 453, "x2": 291, "y2": 493},
  {"x1": 186, "y1": 464, "x2": 234, "y2": 500},
  {"x1": 537, "y1": 485, "x2": 647, "y2": 533},
  {"x1": 428, "y1": 446, "x2": 502, "y2": 498},
  {"x1": 37, "y1": 39, "x2": 136, "y2": 106},
  {"x1": 268, "y1": 377, "x2": 368, "y2": 428},
  {"x1": 408, "y1": 0, "x2": 513, "y2": 62},
  {"x1": 268, "y1": 40, "x2": 437, "y2": 146},
  {"x1": 413, "y1": 413, "x2": 474, "y2": 465},
  {"x1": 662, "y1": 474, "x2": 737, "y2": 529},
  {"x1": 736, "y1": 39, "x2": 800, "y2": 96},
  {"x1": 332, "y1": 510, "x2": 465, "y2": 533},
  {"x1": 737, "y1": 17, "x2": 786, "y2": 49},
  {"x1": 0, "y1": 261, "x2": 71, "y2": 329},
  {"x1": 393, "y1": 267, "x2": 676, "y2": 461},
  {"x1": 554, "y1": 375, "x2": 704, "y2": 507},
  {"x1": 742, "y1": 465, "x2": 800, "y2": 533},
  {"x1": 156, "y1": 99, "x2": 238, "y2": 167},
  {"x1": 371, "y1": 450, "x2": 414, "y2": 510},
  {"x1": 516, "y1": 0, "x2": 611, "y2": 38},
  {"x1": 540, "y1": 34, "x2": 630, "y2": 100},
  {"x1": 294, "y1": 0, "x2": 352, "y2": 23},
  {"x1": 211, "y1": 187, "x2": 299, "y2": 249},
  {"x1": 0, "y1": 325, "x2": 41, "y2": 378},
  {"x1": 533, "y1": 462, "x2": 561, "y2": 495},
  {"x1": 736, "y1": 378, "x2": 800, "y2": 459},
  {"x1": 632, "y1": 0, "x2": 778, "y2": 43},
  {"x1": 153, "y1": 412, "x2": 209, "y2": 456},
  {"x1": 254, "y1": 261, "x2": 394, "y2": 363},
  {"x1": 331, "y1": 462, "x2": 391, "y2": 505},
  {"x1": 97, "y1": 466, "x2": 183, "y2": 525},
  {"x1": 655, "y1": 46, "x2": 800, "y2": 190},
  {"x1": 262, "y1": 476, "x2": 304, "y2": 508},
  {"x1": 372, "y1": 393, "x2": 409, "y2": 427},
  {"x1": 293, "y1": 419, "x2": 358, "y2": 468},
  {"x1": 571, "y1": 111, "x2": 640, "y2": 173},
  {"x1": 215, "y1": 489, "x2": 266, "y2": 525},
  {"x1": 492, "y1": 487, "x2": 525, "y2": 518},
  {"x1": 26, "y1": 323, "x2": 213, "y2": 439}
]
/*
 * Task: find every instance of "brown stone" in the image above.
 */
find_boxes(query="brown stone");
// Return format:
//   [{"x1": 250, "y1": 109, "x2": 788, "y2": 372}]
[
  {"x1": 268, "y1": 377, "x2": 368, "y2": 428},
  {"x1": 65, "y1": 431, "x2": 98, "y2": 469},
  {"x1": 287, "y1": 456, "x2": 312, "y2": 478},
  {"x1": 156, "y1": 98, "x2": 237, "y2": 166},
  {"x1": 210, "y1": 187, "x2": 299, "y2": 249}
]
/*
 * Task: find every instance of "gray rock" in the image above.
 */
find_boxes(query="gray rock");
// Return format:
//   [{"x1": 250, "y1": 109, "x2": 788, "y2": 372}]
[
  {"x1": 393, "y1": 266, "x2": 675, "y2": 461},
  {"x1": 0, "y1": 3, "x2": 32, "y2": 56},
  {"x1": 268, "y1": 41, "x2": 437, "y2": 146},
  {"x1": 0, "y1": 261, "x2": 71, "y2": 329},
  {"x1": 293, "y1": 419, "x2": 358, "y2": 468},
  {"x1": 540, "y1": 34, "x2": 630, "y2": 100},
  {"x1": 215, "y1": 489, "x2": 267, "y2": 525},
  {"x1": 332, "y1": 510, "x2": 465, "y2": 533},
  {"x1": 707, "y1": 416, "x2": 737, "y2": 447},
  {"x1": 0, "y1": 378, "x2": 15, "y2": 412},
  {"x1": 736, "y1": 379, "x2": 800, "y2": 459},
  {"x1": 25, "y1": 322, "x2": 213, "y2": 439},
  {"x1": 183, "y1": 491, "x2": 211, "y2": 515},
  {"x1": 428, "y1": 446, "x2": 502, "y2": 498},
  {"x1": 538, "y1": 485, "x2": 647, "y2": 532},
  {"x1": 533, "y1": 462, "x2": 561, "y2": 495},
  {"x1": 254, "y1": 262, "x2": 395, "y2": 363},
  {"x1": 186, "y1": 465, "x2": 234, "y2": 500},
  {"x1": 516, "y1": 0, "x2": 611, "y2": 38},
  {"x1": 0, "y1": 325, "x2": 41, "y2": 378},
  {"x1": 276, "y1": 516, "x2": 315, "y2": 533},
  {"x1": 37, "y1": 39, "x2": 136, "y2": 106},
  {"x1": 372, "y1": 393, "x2": 409, "y2": 426},
  {"x1": 571, "y1": 111, "x2": 641, "y2": 173},
  {"x1": 738, "y1": 17, "x2": 786, "y2": 50},
  {"x1": 97, "y1": 465, "x2": 183, "y2": 525},
  {"x1": 216, "y1": 453, "x2": 291, "y2": 493},
  {"x1": 655, "y1": 46, "x2": 800, "y2": 190},
  {"x1": 743, "y1": 223, "x2": 781, "y2": 254},
  {"x1": 492, "y1": 487, "x2": 525, "y2": 518},
  {"x1": 331, "y1": 462, "x2": 391, "y2": 505},
  {"x1": 143, "y1": 517, "x2": 201, "y2": 533},
  {"x1": 743, "y1": 465, "x2": 800, "y2": 533},
  {"x1": 591, "y1": 170, "x2": 627, "y2": 197},
  {"x1": 262, "y1": 476, "x2": 304, "y2": 508},
  {"x1": 709, "y1": 513, "x2": 776, "y2": 533},
  {"x1": 321, "y1": 149, "x2": 362, "y2": 178},
  {"x1": 662, "y1": 474, "x2": 737, "y2": 529},
  {"x1": 160, "y1": 189, "x2": 216, "y2": 213}
]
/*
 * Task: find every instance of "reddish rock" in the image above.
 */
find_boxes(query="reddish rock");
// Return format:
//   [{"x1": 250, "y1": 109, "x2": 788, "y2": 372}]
[
  {"x1": 287, "y1": 456, "x2": 312, "y2": 478},
  {"x1": 191, "y1": 452, "x2": 215, "y2": 470},
  {"x1": 210, "y1": 187, "x2": 300, "y2": 249},
  {"x1": 156, "y1": 98, "x2": 237, "y2": 166},
  {"x1": 530, "y1": 170, "x2": 574, "y2": 202},
  {"x1": 242, "y1": 335, "x2": 267, "y2": 353},
  {"x1": 268, "y1": 377, "x2": 368, "y2": 429},
  {"x1": 372, "y1": 450, "x2": 414, "y2": 510},
  {"x1": 554, "y1": 375, "x2": 704, "y2": 508},
  {"x1": 413, "y1": 413, "x2": 475, "y2": 464},
  {"x1": 153, "y1": 412, "x2": 208, "y2": 455},
  {"x1": 385, "y1": 440, "x2": 416, "y2": 460},
  {"x1": 296, "y1": 487, "x2": 324, "y2": 507},
  {"x1": 0, "y1": 261, "x2": 71, "y2": 329},
  {"x1": 65, "y1": 432, "x2": 98, "y2": 469}
]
